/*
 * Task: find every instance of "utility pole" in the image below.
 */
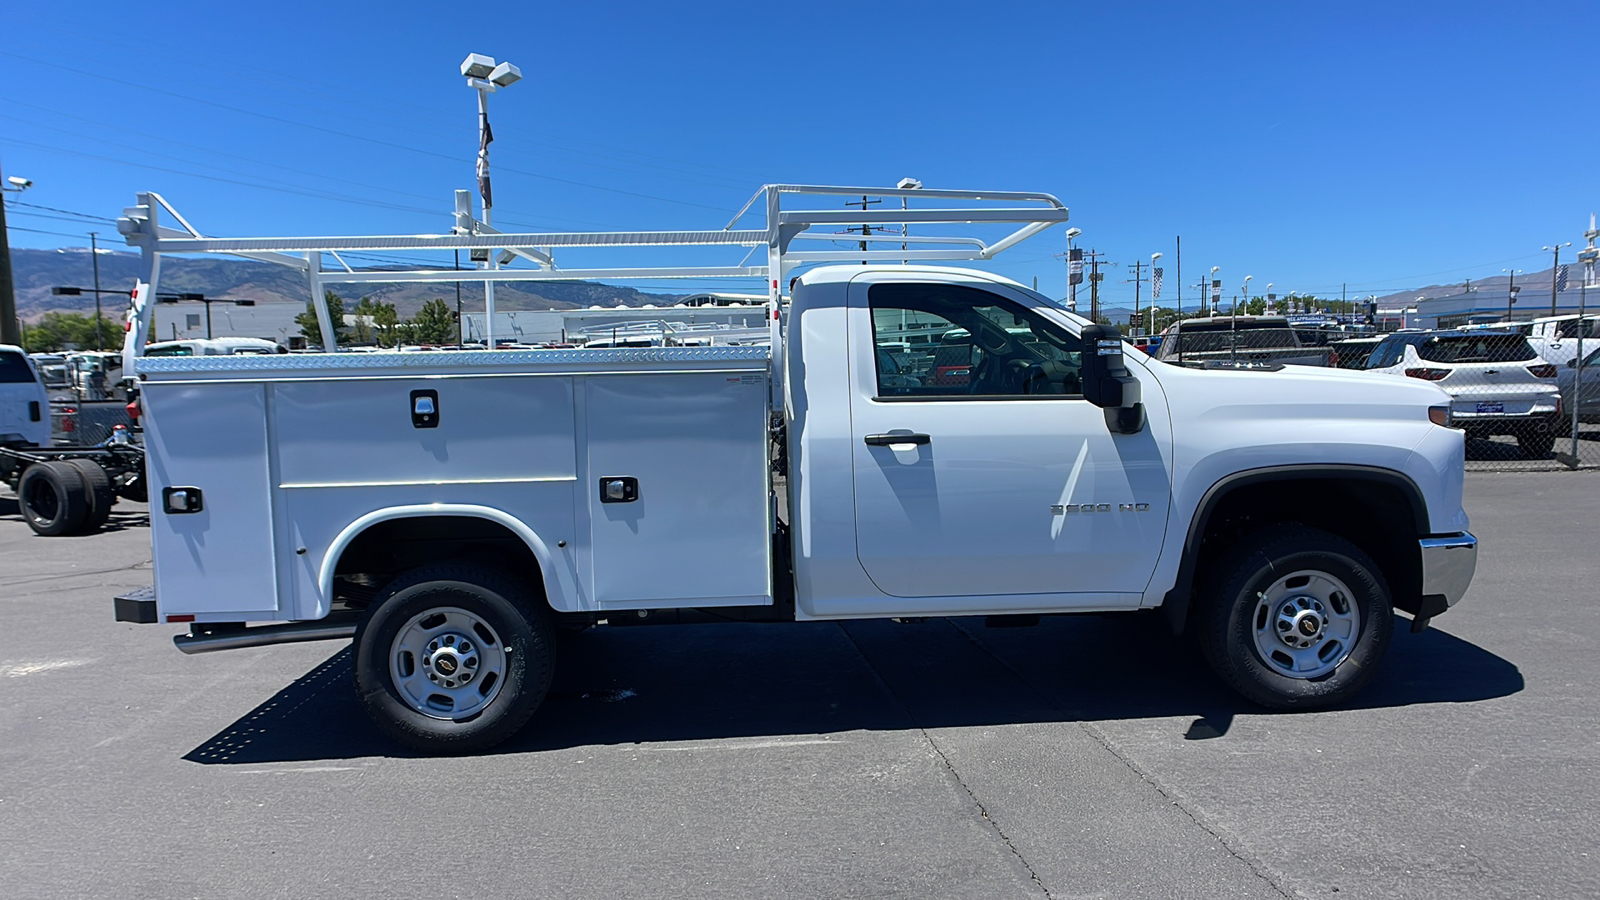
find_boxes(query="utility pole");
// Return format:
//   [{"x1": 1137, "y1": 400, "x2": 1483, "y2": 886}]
[
  {"x1": 90, "y1": 232, "x2": 104, "y2": 350},
  {"x1": 1085, "y1": 249, "x2": 1108, "y2": 322},
  {"x1": 1504, "y1": 268, "x2": 1521, "y2": 323},
  {"x1": 1126, "y1": 259, "x2": 1147, "y2": 337},
  {"x1": 1544, "y1": 242, "x2": 1572, "y2": 316},
  {"x1": 1175, "y1": 236, "x2": 1181, "y2": 323},
  {"x1": 845, "y1": 195, "x2": 882, "y2": 264}
]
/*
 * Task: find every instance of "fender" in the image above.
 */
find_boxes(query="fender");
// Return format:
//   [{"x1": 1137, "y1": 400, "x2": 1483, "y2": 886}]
[
  {"x1": 1160, "y1": 464, "x2": 1427, "y2": 634},
  {"x1": 319, "y1": 503, "x2": 571, "y2": 613}
]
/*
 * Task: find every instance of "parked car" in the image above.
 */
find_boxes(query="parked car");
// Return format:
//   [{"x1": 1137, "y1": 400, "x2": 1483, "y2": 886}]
[
  {"x1": 1329, "y1": 336, "x2": 1384, "y2": 370},
  {"x1": 1364, "y1": 331, "x2": 1561, "y2": 455},
  {"x1": 142, "y1": 337, "x2": 286, "y2": 357},
  {"x1": 1558, "y1": 345, "x2": 1600, "y2": 426}
]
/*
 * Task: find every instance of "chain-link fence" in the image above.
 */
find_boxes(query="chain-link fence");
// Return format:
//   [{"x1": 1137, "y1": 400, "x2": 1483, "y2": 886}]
[{"x1": 1150, "y1": 324, "x2": 1597, "y2": 471}]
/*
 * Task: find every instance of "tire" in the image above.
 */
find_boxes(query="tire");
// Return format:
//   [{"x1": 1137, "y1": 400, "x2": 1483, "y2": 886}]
[
  {"x1": 64, "y1": 459, "x2": 114, "y2": 533},
  {"x1": 354, "y1": 564, "x2": 554, "y2": 753},
  {"x1": 1517, "y1": 425, "x2": 1555, "y2": 458},
  {"x1": 1197, "y1": 526, "x2": 1393, "y2": 710},
  {"x1": 17, "y1": 461, "x2": 90, "y2": 537}
]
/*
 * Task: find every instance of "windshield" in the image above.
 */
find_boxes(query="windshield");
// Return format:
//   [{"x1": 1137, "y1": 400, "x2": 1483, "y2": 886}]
[{"x1": 1416, "y1": 334, "x2": 1536, "y2": 363}]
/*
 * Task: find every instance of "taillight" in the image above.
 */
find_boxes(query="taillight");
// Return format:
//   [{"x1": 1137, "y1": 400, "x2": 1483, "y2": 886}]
[
  {"x1": 1404, "y1": 367, "x2": 1450, "y2": 381},
  {"x1": 1329, "y1": 351, "x2": 1341, "y2": 367},
  {"x1": 63, "y1": 417, "x2": 75, "y2": 432},
  {"x1": 125, "y1": 400, "x2": 140, "y2": 421},
  {"x1": 1527, "y1": 364, "x2": 1557, "y2": 378}
]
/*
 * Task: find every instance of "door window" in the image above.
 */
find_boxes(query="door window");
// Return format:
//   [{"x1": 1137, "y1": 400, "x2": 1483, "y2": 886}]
[{"x1": 869, "y1": 283, "x2": 1082, "y2": 398}]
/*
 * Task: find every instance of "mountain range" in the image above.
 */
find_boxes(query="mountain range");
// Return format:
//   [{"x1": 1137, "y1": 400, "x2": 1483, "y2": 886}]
[{"x1": 9, "y1": 247, "x2": 686, "y2": 320}]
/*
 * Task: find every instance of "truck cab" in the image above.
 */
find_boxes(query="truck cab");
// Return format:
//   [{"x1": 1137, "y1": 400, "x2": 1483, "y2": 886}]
[{"x1": 0, "y1": 345, "x2": 50, "y2": 448}]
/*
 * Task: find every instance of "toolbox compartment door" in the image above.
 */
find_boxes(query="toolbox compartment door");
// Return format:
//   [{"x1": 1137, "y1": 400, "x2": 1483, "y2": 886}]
[{"x1": 144, "y1": 382, "x2": 280, "y2": 618}]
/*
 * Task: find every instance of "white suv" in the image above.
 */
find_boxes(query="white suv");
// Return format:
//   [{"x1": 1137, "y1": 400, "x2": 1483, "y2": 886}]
[{"x1": 1364, "y1": 331, "x2": 1561, "y2": 456}]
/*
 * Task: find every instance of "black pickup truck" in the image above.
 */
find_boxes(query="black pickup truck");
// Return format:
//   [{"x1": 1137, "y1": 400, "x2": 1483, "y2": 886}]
[{"x1": 1153, "y1": 316, "x2": 1334, "y2": 368}]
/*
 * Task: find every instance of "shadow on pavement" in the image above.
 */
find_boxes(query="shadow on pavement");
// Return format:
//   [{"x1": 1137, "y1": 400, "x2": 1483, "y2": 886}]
[{"x1": 184, "y1": 614, "x2": 1523, "y2": 765}]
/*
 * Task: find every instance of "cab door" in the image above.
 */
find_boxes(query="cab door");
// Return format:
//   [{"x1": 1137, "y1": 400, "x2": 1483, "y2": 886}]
[{"x1": 847, "y1": 276, "x2": 1170, "y2": 601}]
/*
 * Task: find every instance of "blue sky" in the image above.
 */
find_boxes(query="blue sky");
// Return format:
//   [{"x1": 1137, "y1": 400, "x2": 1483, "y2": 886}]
[{"x1": 3, "y1": 1, "x2": 1598, "y2": 307}]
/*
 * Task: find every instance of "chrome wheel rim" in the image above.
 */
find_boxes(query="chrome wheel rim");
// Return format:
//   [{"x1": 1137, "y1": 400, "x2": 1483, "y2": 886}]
[
  {"x1": 389, "y1": 606, "x2": 508, "y2": 720},
  {"x1": 1250, "y1": 569, "x2": 1361, "y2": 680}
]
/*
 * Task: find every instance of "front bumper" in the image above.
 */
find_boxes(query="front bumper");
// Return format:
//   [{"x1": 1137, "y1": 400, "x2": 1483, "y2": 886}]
[{"x1": 1418, "y1": 532, "x2": 1478, "y2": 614}]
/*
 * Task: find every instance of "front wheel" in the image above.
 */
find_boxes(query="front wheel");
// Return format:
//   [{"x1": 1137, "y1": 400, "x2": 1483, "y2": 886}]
[
  {"x1": 1198, "y1": 526, "x2": 1393, "y2": 710},
  {"x1": 354, "y1": 564, "x2": 554, "y2": 753}
]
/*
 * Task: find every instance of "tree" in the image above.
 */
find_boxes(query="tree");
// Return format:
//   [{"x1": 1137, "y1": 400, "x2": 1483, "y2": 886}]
[
  {"x1": 408, "y1": 298, "x2": 457, "y2": 345},
  {"x1": 295, "y1": 291, "x2": 348, "y2": 348},
  {"x1": 371, "y1": 301, "x2": 400, "y2": 348},
  {"x1": 350, "y1": 297, "x2": 378, "y2": 345},
  {"x1": 21, "y1": 312, "x2": 123, "y2": 353}
]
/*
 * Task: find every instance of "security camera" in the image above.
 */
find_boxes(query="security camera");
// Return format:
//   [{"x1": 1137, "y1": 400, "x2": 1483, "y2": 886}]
[{"x1": 6, "y1": 176, "x2": 31, "y2": 189}]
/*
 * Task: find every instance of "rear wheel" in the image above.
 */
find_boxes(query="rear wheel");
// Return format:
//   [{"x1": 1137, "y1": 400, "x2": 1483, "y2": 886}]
[
  {"x1": 64, "y1": 459, "x2": 114, "y2": 533},
  {"x1": 354, "y1": 564, "x2": 554, "y2": 753},
  {"x1": 18, "y1": 461, "x2": 89, "y2": 537},
  {"x1": 1198, "y1": 526, "x2": 1393, "y2": 710}
]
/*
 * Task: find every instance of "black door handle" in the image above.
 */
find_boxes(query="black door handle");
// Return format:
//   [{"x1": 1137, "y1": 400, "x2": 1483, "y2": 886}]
[{"x1": 864, "y1": 432, "x2": 931, "y2": 446}]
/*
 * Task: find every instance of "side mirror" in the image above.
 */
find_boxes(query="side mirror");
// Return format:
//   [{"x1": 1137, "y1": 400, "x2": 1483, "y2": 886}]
[{"x1": 1080, "y1": 324, "x2": 1144, "y2": 434}]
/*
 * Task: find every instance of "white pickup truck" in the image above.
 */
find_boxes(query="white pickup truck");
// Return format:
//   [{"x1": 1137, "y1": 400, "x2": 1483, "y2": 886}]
[{"x1": 110, "y1": 184, "x2": 1478, "y2": 752}]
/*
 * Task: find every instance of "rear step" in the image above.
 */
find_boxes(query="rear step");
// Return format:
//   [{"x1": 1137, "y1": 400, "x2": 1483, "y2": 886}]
[{"x1": 173, "y1": 616, "x2": 360, "y2": 654}]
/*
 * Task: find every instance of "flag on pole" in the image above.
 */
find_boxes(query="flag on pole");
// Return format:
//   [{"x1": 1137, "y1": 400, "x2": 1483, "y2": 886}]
[
  {"x1": 1152, "y1": 267, "x2": 1163, "y2": 300},
  {"x1": 477, "y1": 115, "x2": 494, "y2": 210},
  {"x1": 1557, "y1": 264, "x2": 1569, "y2": 293}
]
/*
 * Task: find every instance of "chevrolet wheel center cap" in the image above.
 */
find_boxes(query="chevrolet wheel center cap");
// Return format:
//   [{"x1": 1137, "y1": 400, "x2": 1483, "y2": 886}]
[{"x1": 436, "y1": 654, "x2": 457, "y2": 675}]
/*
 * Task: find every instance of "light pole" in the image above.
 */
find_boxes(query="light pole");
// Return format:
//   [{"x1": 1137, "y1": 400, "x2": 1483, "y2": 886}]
[
  {"x1": 1543, "y1": 242, "x2": 1572, "y2": 316},
  {"x1": 1241, "y1": 275, "x2": 1252, "y2": 315},
  {"x1": 1265, "y1": 283, "x2": 1274, "y2": 315},
  {"x1": 0, "y1": 171, "x2": 32, "y2": 346},
  {"x1": 1503, "y1": 268, "x2": 1522, "y2": 324},
  {"x1": 1210, "y1": 266, "x2": 1221, "y2": 316},
  {"x1": 460, "y1": 52, "x2": 522, "y2": 349},
  {"x1": 897, "y1": 177, "x2": 921, "y2": 260},
  {"x1": 1064, "y1": 227, "x2": 1082, "y2": 311}
]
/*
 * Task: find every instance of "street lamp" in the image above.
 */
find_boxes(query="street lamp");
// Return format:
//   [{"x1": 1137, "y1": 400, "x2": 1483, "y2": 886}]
[
  {"x1": 1064, "y1": 227, "x2": 1083, "y2": 311},
  {"x1": 1502, "y1": 268, "x2": 1522, "y2": 324},
  {"x1": 1542, "y1": 242, "x2": 1573, "y2": 316},
  {"x1": 897, "y1": 177, "x2": 921, "y2": 258},
  {"x1": 461, "y1": 52, "x2": 522, "y2": 350},
  {"x1": 1242, "y1": 275, "x2": 1253, "y2": 315},
  {"x1": 1209, "y1": 266, "x2": 1221, "y2": 315},
  {"x1": 0, "y1": 171, "x2": 31, "y2": 346}
]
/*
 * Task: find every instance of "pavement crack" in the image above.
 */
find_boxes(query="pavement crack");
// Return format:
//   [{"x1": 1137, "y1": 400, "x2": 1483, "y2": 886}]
[
  {"x1": 835, "y1": 622, "x2": 1054, "y2": 900},
  {"x1": 948, "y1": 620, "x2": 1302, "y2": 900}
]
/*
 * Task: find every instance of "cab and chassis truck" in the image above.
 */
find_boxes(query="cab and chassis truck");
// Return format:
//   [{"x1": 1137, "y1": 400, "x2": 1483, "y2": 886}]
[{"x1": 109, "y1": 185, "x2": 1478, "y2": 753}]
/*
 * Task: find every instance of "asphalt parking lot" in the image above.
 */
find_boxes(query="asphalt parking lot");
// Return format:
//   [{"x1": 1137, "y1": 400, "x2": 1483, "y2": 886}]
[{"x1": 0, "y1": 472, "x2": 1594, "y2": 899}]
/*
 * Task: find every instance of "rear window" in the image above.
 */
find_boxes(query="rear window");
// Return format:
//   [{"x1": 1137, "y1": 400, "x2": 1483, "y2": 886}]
[
  {"x1": 0, "y1": 351, "x2": 38, "y2": 384},
  {"x1": 144, "y1": 345, "x2": 196, "y2": 357},
  {"x1": 1417, "y1": 335, "x2": 1536, "y2": 363}
]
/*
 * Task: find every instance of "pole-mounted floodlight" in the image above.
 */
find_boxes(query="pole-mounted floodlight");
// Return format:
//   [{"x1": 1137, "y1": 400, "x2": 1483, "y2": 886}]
[
  {"x1": 1065, "y1": 227, "x2": 1082, "y2": 239},
  {"x1": 4, "y1": 176, "x2": 31, "y2": 191},
  {"x1": 460, "y1": 53, "x2": 495, "y2": 79},
  {"x1": 489, "y1": 61, "x2": 522, "y2": 87},
  {"x1": 460, "y1": 52, "x2": 520, "y2": 349}
]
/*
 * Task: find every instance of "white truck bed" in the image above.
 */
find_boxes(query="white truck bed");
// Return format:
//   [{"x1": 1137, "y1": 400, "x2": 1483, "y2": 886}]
[{"x1": 137, "y1": 347, "x2": 774, "y2": 623}]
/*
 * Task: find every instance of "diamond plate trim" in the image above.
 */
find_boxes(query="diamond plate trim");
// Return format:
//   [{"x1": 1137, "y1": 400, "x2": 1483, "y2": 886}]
[{"x1": 135, "y1": 346, "x2": 770, "y2": 374}]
